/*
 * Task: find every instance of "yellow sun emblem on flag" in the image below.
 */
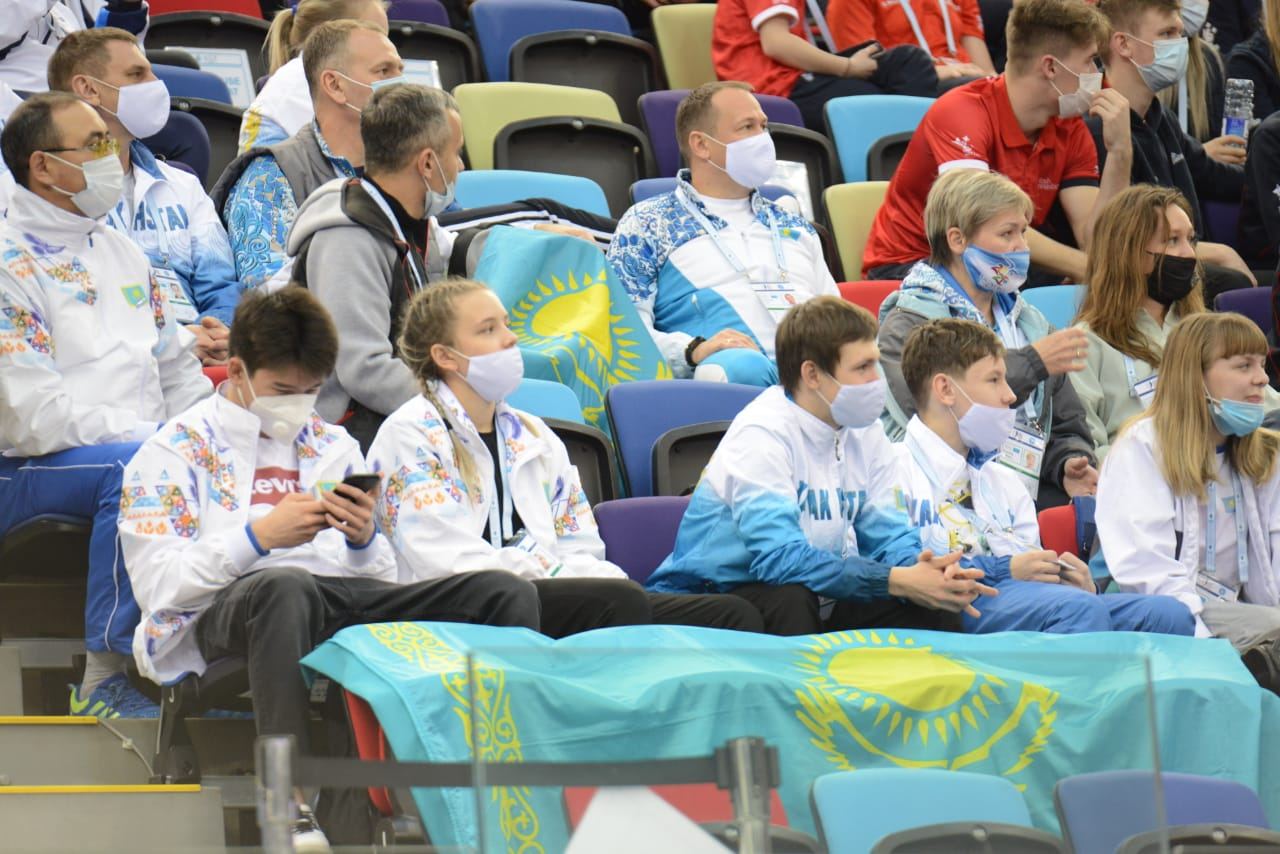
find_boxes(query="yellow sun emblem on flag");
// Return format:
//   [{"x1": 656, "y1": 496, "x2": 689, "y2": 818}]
[{"x1": 794, "y1": 631, "x2": 1057, "y2": 783}]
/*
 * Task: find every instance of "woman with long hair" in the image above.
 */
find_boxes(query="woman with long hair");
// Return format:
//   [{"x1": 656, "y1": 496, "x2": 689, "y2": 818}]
[
  {"x1": 366, "y1": 279, "x2": 763, "y2": 637},
  {"x1": 1097, "y1": 312, "x2": 1280, "y2": 654}
]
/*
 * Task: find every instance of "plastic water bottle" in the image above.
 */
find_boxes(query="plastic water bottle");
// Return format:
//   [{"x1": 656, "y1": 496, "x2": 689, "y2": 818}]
[{"x1": 1222, "y1": 78, "x2": 1255, "y2": 141}]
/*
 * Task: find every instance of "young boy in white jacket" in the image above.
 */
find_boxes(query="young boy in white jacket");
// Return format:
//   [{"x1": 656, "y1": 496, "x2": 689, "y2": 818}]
[
  {"x1": 120, "y1": 288, "x2": 540, "y2": 848},
  {"x1": 895, "y1": 318, "x2": 1193, "y2": 635},
  {"x1": 648, "y1": 295, "x2": 997, "y2": 635},
  {"x1": 367, "y1": 279, "x2": 763, "y2": 636}
]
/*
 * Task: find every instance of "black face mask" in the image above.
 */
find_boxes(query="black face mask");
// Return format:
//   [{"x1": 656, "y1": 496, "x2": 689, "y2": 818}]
[{"x1": 1145, "y1": 252, "x2": 1198, "y2": 306}]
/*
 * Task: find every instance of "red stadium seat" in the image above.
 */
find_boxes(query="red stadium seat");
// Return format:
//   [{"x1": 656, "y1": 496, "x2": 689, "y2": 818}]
[
  {"x1": 838, "y1": 280, "x2": 900, "y2": 317},
  {"x1": 343, "y1": 691, "x2": 397, "y2": 817},
  {"x1": 563, "y1": 784, "x2": 789, "y2": 827},
  {"x1": 202, "y1": 365, "x2": 228, "y2": 385},
  {"x1": 1037, "y1": 503, "x2": 1078, "y2": 558},
  {"x1": 147, "y1": 0, "x2": 263, "y2": 17}
]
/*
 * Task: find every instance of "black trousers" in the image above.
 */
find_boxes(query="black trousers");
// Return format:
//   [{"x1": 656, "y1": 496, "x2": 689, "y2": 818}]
[
  {"x1": 194, "y1": 567, "x2": 541, "y2": 754},
  {"x1": 729, "y1": 582, "x2": 963, "y2": 636},
  {"x1": 789, "y1": 44, "x2": 938, "y2": 132},
  {"x1": 531, "y1": 577, "x2": 765, "y2": 637}
]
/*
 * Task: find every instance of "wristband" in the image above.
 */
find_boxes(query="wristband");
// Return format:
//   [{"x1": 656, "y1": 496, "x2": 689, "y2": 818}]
[{"x1": 685, "y1": 336, "x2": 705, "y2": 368}]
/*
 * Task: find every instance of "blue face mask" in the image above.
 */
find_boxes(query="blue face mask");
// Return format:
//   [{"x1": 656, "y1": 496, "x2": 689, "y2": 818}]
[
  {"x1": 961, "y1": 244, "x2": 1030, "y2": 294},
  {"x1": 1207, "y1": 392, "x2": 1266, "y2": 437}
]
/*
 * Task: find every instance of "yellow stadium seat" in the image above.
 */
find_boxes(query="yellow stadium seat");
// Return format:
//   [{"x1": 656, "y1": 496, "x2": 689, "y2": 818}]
[
  {"x1": 823, "y1": 181, "x2": 890, "y2": 281},
  {"x1": 452, "y1": 82, "x2": 621, "y2": 171},
  {"x1": 653, "y1": 5, "x2": 717, "y2": 90}
]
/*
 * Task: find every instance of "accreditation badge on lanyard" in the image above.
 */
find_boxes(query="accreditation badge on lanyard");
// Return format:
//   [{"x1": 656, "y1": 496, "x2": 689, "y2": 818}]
[
  {"x1": 119, "y1": 201, "x2": 199, "y2": 325},
  {"x1": 990, "y1": 306, "x2": 1045, "y2": 497},
  {"x1": 1124, "y1": 356, "x2": 1157, "y2": 408}
]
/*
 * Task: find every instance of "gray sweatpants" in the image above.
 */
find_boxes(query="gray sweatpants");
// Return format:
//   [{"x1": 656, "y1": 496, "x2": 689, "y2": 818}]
[{"x1": 1201, "y1": 599, "x2": 1280, "y2": 650}]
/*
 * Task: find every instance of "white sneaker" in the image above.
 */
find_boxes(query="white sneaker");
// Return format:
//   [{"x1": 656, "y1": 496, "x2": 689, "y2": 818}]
[{"x1": 291, "y1": 804, "x2": 333, "y2": 854}]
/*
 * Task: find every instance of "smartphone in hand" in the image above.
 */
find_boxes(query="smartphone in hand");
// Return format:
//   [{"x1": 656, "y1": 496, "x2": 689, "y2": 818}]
[{"x1": 341, "y1": 473, "x2": 381, "y2": 493}]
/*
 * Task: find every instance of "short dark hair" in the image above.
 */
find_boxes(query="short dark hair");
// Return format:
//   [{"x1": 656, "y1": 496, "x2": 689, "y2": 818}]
[
  {"x1": 1, "y1": 91, "x2": 83, "y2": 188},
  {"x1": 776, "y1": 296, "x2": 878, "y2": 394},
  {"x1": 362, "y1": 83, "x2": 457, "y2": 174},
  {"x1": 675, "y1": 80, "x2": 754, "y2": 161},
  {"x1": 901, "y1": 319, "x2": 1005, "y2": 407},
  {"x1": 301, "y1": 18, "x2": 385, "y2": 97},
  {"x1": 47, "y1": 26, "x2": 138, "y2": 93},
  {"x1": 229, "y1": 287, "x2": 340, "y2": 378}
]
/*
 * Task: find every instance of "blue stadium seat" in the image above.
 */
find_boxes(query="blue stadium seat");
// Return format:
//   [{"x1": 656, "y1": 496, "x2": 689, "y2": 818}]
[
  {"x1": 824, "y1": 95, "x2": 934, "y2": 183},
  {"x1": 1021, "y1": 284, "x2": 1084, "y2": 330},
  {"x1": 605, "y1": 380, "x2": 763, "y2": 497},
  {"x1": 508, "y1": 377, "x2": 585, "y2": 424},
  {"x1": 455, "y1": 170, "x2": 610, "y2": 218},
  {"x1": 152, "y1": 64, "x2": 232, "y2": 104},
  {"x1": 387, "y1": 0, "x2": 450, "y2": 26},
  {"x1": 629, "y1": 178, "x2": 797, "y2": 206},
  {"x1": 470, "y1": 0, "x2": 630, "y2": 83}
]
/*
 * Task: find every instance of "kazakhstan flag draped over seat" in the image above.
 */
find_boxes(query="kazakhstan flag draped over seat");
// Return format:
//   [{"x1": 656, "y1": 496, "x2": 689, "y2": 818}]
[
  {"x1": 303, "y1": 625, "x2": 1280, "y2": 852},
  {"x1": 471, "y1": 226, "x2": 671, "y2": 433}
]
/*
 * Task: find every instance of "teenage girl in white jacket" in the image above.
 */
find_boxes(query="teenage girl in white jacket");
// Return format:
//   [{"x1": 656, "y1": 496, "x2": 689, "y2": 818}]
[
  {"x1": 1097, "y1": 312, "x2": 1280, "y2": 649},
  {"x1": 367, "y1": 279, "x2": 763, "y2": 637}
]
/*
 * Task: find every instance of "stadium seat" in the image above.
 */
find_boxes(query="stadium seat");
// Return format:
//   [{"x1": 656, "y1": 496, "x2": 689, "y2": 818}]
[
  {"x1": 148, "y1": 0, "x2": 262, "y2": 16},
  {"x1": 652, "y1": 5, "x2": 716, "y2": 90},
  {"x1": 629, "y1": 177, "x2": 796, "y2": 206},
  {"x1": 1021, "y1": 284, "x2": 1084, "y2": 330},
  {"x1": 147, "y1": 11, "x2": 270, "y2": 85},
  {"x1": 769, "y1": 124, "x2": 841, "y2": 219},
  {"x1": 1215, "y1": 286, "x2": 1273, "y2": 336},
  {"x1": 1054, "y1": 770, "x2": 1271, "y2": 854},
  {"x1": 824, "y1": 95, "x2": 934, "y2": 183},
  {"x1": 145, "y1": 48, "x2": 199, "y2": 70},
  {"x1": 453, "y1": 82, "x2": 621, "y2": 171},
  {"x1": 543, "y1": 418, "x2": 618, "y2": 505},
  {"x1": 152, "y1": 65, "x2": 232, "y2": 105},
  {"x1": 867, "y1": 130, "x2": 914, "y2": 181},
  {"x1": 387, "y1": 0, "x2": 450, "y2": 27},
  {"x1": 592, "y1": 495, "x2": 690, "y2": 582},
  {"x1": 639, "y1": 89, "x2": 805, "y2": 178},
  {"x1": 606, "y1": 381, "x2": 764, "y2": 497},
  {"x1": 652, "y1": 421, "x2": 730, "y2": 497},
  {"x1": 470, "y1": 0, "x2": 631, "y2": 83},
  {"x1": 507, "y1": 377, "x2": 586, "y2": 424},
  {"x1": 872, "y1": 823, "x2": 1065, "y2": 853},
  {"x1": 823, "y1": 181, "x2": 889, "y2": 280},
  {"x1": 142, "y1": 109, "x2": 212, "y2": 187},
  {"x1": 493, "y1": 117, "x2": 654, "y2": 217},
  {"x1": 810, "y1": 769, "x2": 1036, "y2": 854},
  {"x1": 154, "y1": 656, "x2": 252, "y2": 784},
  {"x1": 510, "y1": 31, "x2": 659, "y2": 126},
  {"x1": 387, "y1": 22, "x2": 482, "y2": 93},
  {"x1": 1036, "y1": 502, "x2": 1078, "y2": 558},
  {"x1": 202, "y1": 365, "x2": 229, "y2": 386},
  {"x1": 838, "y1": 280, "x2": 900, "y2": 316},
  {"x1": 169, "y1": 97, "x2": 244, "y2": 191},
  {"x1": 1116, "y1": 824, "x2": 1280, "y2": 854},
  {"x1": 1203, "y1": 200, "x2": 1242, "y2": 247},
  {"x1": 455, "y1": 170, "x2": 610, "y2": 217}
]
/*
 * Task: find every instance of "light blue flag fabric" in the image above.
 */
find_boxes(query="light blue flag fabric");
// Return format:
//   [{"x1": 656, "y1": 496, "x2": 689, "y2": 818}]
[
  {"x1": 471, "y1": 226, "x2": 672, "y2": 434},
  {"x1": 302, "y1": 624, "x2": 1280, "y2": 852}
]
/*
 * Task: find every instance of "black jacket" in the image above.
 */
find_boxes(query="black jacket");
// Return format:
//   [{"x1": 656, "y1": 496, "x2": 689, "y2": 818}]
[
  {"x1": 1227, "y1": 29, "x2": 1280, "y2": 122},
  {"x1": 1240, "y1": 111, "x2": 1280, "y2": 269}
]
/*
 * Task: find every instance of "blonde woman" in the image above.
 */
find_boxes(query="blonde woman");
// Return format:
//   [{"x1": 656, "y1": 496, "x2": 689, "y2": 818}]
[
  {"x1": 366, "y1": 280, "x2": 763, "y2": 637},
  {"x1": 1097, "y1": 313, "x2": 1280, "y2": 653},
  {"x1": 238, "y1": 0, "x2": 392, "y2": 152}
]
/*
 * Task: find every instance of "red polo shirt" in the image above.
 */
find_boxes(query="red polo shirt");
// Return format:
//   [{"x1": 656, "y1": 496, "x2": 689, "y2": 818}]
[
  {"x1": 862, "y1": 75, "x2": 1100, "y2": 275},
  {"x1": 713, "y1": 0, "x2": 807, "y2": 97},
  {"x1": 828, "y1": 0, "x2": 985, "y2": 60}
]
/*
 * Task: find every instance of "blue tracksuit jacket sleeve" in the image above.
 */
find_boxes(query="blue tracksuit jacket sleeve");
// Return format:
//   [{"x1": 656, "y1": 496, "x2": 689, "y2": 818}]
[{"x1": 185, "y1": 192, "x2": 243, "y2": 326}]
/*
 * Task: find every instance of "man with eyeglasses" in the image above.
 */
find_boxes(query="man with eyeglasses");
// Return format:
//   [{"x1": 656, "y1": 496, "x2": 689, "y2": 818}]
[
  {"x1": 0, "y1": 91, "x2": 211, "y2": 718},
  {"x1": 49, "y1": 27, "x2": 242, "y2": 361}
]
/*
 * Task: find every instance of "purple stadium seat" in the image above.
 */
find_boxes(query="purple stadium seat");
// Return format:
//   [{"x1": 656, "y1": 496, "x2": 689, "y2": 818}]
[
  {"x1": 592, "y1": 496, "x2": 691, "y2": 583},
  {"x1": 639, "y1": 89, "x2": 806, "y2": 177},
  {"x1": 1203, "y1": 200, "x2": 1242, "y2": 247},
  {"x1": 387, "y1": 0, "x2": 450, "y2": 27},
  {"x1": 1215, "y1": 285, "x2": 1273, "y2": 335}
]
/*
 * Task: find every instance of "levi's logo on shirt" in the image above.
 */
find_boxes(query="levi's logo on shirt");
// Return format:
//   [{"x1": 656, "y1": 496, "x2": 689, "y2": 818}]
[{"x1": 252, "y1": 466, "x2": 301, "y2": 506}]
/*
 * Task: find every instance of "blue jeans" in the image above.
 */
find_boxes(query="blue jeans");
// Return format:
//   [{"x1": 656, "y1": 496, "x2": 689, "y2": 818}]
[
  {"x1": 0, "y1": 443, "x2": 142, "y2": 653},
  {"x1": 964, "y1": 578, "x2": 1195, "y2": 635}
]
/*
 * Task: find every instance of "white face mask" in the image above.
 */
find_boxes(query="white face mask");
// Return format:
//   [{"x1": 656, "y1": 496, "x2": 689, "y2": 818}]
[
  {"x1": 47, "y1": 151, "x2": 125, "y2": 219},
  {"x1": 1125, "y1": 34, "x2": 1189, "y2": 92},
  {"x1": 236, "y1": 379, "x2": 317, "y2": 442},
  {"x1": 817, "y1": 373, "x2": 887, "y2": 429},
  {"x1": 949, "y1": 379, "x2": 1016, "y2": 455},
  {"x1": 1049, "y1": 57, "x2": 1102, "y2": 119},
  {"x1": 93, "y1": 76, "x2": 170, "y2": 139},
  {"x1": 451, "y1": 345, "x2": 524, "y2": 403},
  {"x1": 1181, "y1": 0, "x2": 1208, "y2": 37},
  {"x1": 704, "y1": 130, "x2": 777, "y2": 189},
  {"x1": 423, "y1": 151, "x2": 457, "y2": 218},
  {"x1": 332, "y1": 70, "x2": 405, "y2": 113}
]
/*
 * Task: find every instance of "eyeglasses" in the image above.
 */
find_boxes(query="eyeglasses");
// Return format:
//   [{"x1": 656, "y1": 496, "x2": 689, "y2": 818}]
[{"x1": 41, "y1": 137, "x2": 121, "y2": 158}]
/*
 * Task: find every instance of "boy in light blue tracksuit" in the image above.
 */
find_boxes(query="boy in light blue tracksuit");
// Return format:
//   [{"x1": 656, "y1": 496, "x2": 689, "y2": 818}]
[{"x1": 648, "y1": 295, "x2": 998, "y2": 636}]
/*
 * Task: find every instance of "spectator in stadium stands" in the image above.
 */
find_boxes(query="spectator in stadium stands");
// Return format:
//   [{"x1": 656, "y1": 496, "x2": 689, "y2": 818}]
[
  {"x1": 1206, "y1": 0, "x2": 1261, "y2": 56},
  {"x1": 862, "y1": 0, "x2": 1131, "y2": 284},
  {"x1": 1239, "y1": 112, "x2": 1280, "y2": 271},
  {"x1": 240, "y1": 0, "x2": 391, "y2": 153},
  {"x1": 608, "y1": 82, "x2": 838, "y2": 386},
  {"x1": 825, "y1": 0, "x2": 997, "y2": 85},
  {"x1": 1159, "y1": 3, "x2": 1231, "y2": 154},
  {"x1": 711, "y1": 0, "x2": 938, "y2": 131},
  {"x1": 0, "y1": 92, "x2": 212, "y2": 718},
  {"x1": 214, "y1": 19, "x2": 403, "y2": 291},
  {"x1": 647, "y1": 295, "x2": 998, "y2": 636},
  {"x1": 368, "y1": 280, "x2": 765, "y2": 637},
  {"x1": 287, "y1": 83, "x2": 460, "y2": 450},
  {"x1": 1071, "y1": 185, "x2": 1280, "y2": 461},
  {"x1": 1096, "y1": 312, "x2": 1280, "y2": 652},
  {"x1": 0, "y1": 1, "x2": 147, "y2": 93},
  {"x1": 1225, "y1": 0, "x2": 1280, "y2": 120},
  {"x1": 49, "y1": 28, "x2": 242, "y2": 361},
  {"x1": 878, "y1": 169, "x2": 1098, "y2": 508},
  {"x1": 1092, "y1": 0, "x2": 1254, "y2": 301},
  {"x1": 895, "y1": 318, "x2": 1193, "y2": 634},
  {"x1": 121, "y1": 288, "x2": 541, "y2": 852}
]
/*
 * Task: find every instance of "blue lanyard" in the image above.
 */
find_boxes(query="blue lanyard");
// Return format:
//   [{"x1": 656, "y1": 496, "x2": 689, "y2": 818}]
[
  {"x1": 676, "y1": 186, "x2": 789, "y2": 283},
  {"x1": 987, "y1": 300, "x2": 1042, "y2": 426},
  {"x1": 905, "y1": 433, "x2": 1020, "y2": 548},
  {"x1": 1205, "y1": 467, "x2": 1250, "y2": 586}
]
